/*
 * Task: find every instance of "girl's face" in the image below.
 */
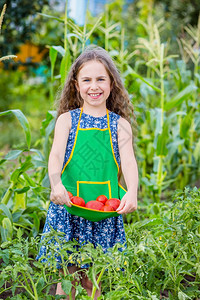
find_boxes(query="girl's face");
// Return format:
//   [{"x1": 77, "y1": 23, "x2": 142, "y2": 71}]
[{"x1": 76, "y1": 60, "x2": 111, "y2": 110}]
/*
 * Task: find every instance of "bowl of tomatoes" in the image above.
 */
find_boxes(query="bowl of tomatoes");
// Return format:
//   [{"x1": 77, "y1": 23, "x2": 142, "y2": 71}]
[{"x1": 64, "y1": 192, "x2": 121, "y2": 222}]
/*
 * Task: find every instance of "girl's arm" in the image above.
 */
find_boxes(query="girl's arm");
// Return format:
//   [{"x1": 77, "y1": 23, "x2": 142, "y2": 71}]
[
  {"x1": 48, "y1": 111, "x2": 72, "y2": 206},
  {"x1": 116, "y1": 117, "x2": 138, "y2": 214}
]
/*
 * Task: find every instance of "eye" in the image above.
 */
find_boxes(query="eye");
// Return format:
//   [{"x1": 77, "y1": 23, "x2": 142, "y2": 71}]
[
  {"x1": 83, "y1": 79, "x2": 90, "y2": 82},
  {"x1": 98, "y1": 78, "x2": 105, "y2": 81}
]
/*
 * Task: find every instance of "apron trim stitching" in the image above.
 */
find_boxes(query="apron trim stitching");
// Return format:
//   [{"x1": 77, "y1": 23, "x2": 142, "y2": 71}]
[
  {"x1": 61, "y1": 108, "x2": 83, "y2": 174},
  {"x1": 79, "y1": 128, "x2": 108, "y2": 131},
  {"x1": 77, "y1": 180, "x2": 111, "y2": 198},
  {"x1": 107, "y1": 109, "x2": 119, "y2": 172}
]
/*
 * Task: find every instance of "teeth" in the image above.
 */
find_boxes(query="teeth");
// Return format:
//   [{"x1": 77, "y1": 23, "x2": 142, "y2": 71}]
[{"x1": 90, "y1": 93, "x2": 100, "y2": 96}]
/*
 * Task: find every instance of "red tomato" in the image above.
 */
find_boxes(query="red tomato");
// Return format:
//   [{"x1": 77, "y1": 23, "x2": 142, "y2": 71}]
[
  {"x1": 96, "y1": 195, "x2": 108, "y2": 204},
  {"x1": 67, "y1": 191, "x2": 73, "y2": 199},
  {"x1": 101, "y1": 205, "x2": 114, "y2": 212},
  {"x1": 105, "y1": 198, "x2": 120, "y2": 211},
  {"x1": 85, "y1": 201, "x2": 104, "y2": 211},
  {"x1": 71, "y1": 196, "x2": 85, "y2": 207}
]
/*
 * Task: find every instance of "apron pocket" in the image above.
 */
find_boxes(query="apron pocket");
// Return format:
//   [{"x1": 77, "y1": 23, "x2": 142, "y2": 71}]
[{"x1": 77, "y1": 180, "x2": 111, "y2": 203}]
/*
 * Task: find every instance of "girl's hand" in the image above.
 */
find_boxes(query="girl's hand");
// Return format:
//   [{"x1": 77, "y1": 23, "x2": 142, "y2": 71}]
[
  {"x1": 116, "y1": 190, "x2": 137, "y2": 214},
  {"x1": 50, "y1": 182, "x2": 72, "y2": 207}
]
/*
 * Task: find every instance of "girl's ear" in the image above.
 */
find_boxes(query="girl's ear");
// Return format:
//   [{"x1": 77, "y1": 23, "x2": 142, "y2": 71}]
[{"x1": 75, "y1": 80, "x2": 80, "y2": 92}]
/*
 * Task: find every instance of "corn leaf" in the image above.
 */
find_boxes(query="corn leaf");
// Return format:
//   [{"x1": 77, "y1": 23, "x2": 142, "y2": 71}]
[
  {"x1": 165, "y1": 84, "x2": 197, "y2": 111},
  {"x1": 0, "y1": 110, "x2": 31, "y2": 149},
  {"x1": 60, "y1": 49, "x2": 71, "y2": 86},
  {"x1": 126, "y1": 66, "x2": 161, "y2": 93}
]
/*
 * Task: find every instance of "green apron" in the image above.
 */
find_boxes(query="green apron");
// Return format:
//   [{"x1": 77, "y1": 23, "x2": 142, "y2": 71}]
[{"x1": 61, "y1": 108, "x2": 126, "y2": 222}]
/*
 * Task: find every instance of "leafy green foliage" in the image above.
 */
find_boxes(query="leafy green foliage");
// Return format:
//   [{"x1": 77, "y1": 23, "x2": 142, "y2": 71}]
[{"x1": 0, "y1": 188, "x2": 199, "y2": 299}]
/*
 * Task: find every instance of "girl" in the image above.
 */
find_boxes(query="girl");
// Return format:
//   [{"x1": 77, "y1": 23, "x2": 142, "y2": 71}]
[{"x1": 37, "y1": 46, "x2": 138, "y2": 299}]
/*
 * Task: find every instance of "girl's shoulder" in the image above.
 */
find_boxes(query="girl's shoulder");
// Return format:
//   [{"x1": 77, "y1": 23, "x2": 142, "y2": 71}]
[
  {"x1": 56, "y1": 111, "x2": 72, "y2": 130},
  {"x1": 117, "y1": 116, "x2": 132, "y2": 136}
]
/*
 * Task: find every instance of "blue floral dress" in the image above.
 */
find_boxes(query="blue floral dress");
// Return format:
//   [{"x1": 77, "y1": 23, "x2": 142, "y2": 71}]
[{"x1": 36, "y1": 108, "x2": 126, "y2": 267}]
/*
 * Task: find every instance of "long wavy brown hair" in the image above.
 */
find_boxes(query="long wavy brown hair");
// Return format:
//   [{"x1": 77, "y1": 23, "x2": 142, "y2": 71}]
[{"x1": 56, "y1": 46, "x2": 135, "y2": 125}]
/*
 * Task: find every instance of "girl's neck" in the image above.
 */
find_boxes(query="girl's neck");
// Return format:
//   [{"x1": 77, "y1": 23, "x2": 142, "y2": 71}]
[{"x1": 81, "y1": 104, "x2": 107, "y2": 117}]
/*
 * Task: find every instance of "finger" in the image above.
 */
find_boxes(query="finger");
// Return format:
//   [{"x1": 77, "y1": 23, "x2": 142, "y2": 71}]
[
  {"x1": 117, "y1": 207, "x2": 128, "y2": 214},
  {"x1": 118, "y1": 205, "x2": 137, "y2": 214},
  {"x1": 52, "y1": 199, "x2": 59, "y2": 205},
  {"x1": 50, "y1": 195, "x2": 57, "y2": 204},
  {"x1": 117, "y1": 202, "x2": 130, "y2": 214},
  {"x1": 116, "y1": 198, "x2": 126, "y2": 211},
  {"x1": 62, "y1": 192, "x2": 72, "y2": 207}
]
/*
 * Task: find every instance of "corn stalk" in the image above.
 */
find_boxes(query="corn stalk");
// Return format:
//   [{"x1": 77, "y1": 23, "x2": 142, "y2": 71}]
[
  {"x1": 136, "y1": 21, "x2": 178, "y2": 200},
  {"x1": 0, "y1": 4, "x2": 17, "y2": 62},
  {"x1": 178, "y1": 14, "x2": 200, "y2": 179}
]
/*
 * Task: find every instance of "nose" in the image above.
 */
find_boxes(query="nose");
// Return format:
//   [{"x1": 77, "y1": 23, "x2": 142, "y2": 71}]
[{"x1": 90, "y1": 80, "x2": 98, "y2": 90}]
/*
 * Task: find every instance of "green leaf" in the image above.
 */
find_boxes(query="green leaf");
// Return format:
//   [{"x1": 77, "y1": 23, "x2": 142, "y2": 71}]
[
  {"x1": 40, "y1": 111, "x2": 56, "y2": 137},
  {"x1": 165, "y1": 84, "x2": 197, "y2": 111},
  {"x1": 2, "y1": 217, "x2": 13, "y2": 241},
  {"x1": 60, "y1": 49, "x2": 71, "y2": 86},
  {"x1": 0, "y1": 109, "x2": 31, "y2": 149},
  {"x1": 194, "y1": 139, "x2": 200, "y2": 161},
  {"x1": 67, "y1": 33, "x2": 83, "y2": 42},
  {"x1": 4, "y1": 150, "x2": 23, "y2": 160},
  {"x1": 0, "y1": 204, "x2": 13, "y2": 223},
  {"x1": 51, "y1": 45, "x2": 65, "y2": 57},
  {"x1": 178, "y1": 290, "x2": 191, "y2": 300},
  {"x1": 85, "y1": 15, "x2": 102, "y2": 41},
  {"x1": 61, "y1": 279, "x2": 72, "y2": 295},
  {"x1": 13, "y1": 183, "x2": 27, "y2": 212},
  {"x1": 91, "y1": 266, "x2": 100, "y2": 290},
  {"x1": 49, "y1": 47, "x2": 58, "y2": 78},
  {"x1": 139, "y1": 218, "x2": 163, "y2": 228},
  {"x1": 36, "y1": 276, "x2": 45, "y2": 293},
  {"x1": 156, "y1": 124, "x2": 169, "y2": 156},
  {"x1": 38, "y1": 13, "x2": 64, "y2": 23},
  {"x1": 154, "y1": 108, "x2": 162, "y2": 136},
  {"x1": 30, "y1": 148, "x2": 44, "y2": 160},
  {"x1": 180, "y1": 113, "x2": 192, "y2": 138},
  {"x1": 126, "y1": 66, "x2": 161, "y2": 93},
  {"x1": 14, "y1": 186, "x2": 30, "y2": 194}
]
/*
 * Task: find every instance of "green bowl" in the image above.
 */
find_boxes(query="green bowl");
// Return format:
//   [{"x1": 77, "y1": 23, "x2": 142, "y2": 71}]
[{"x1": 64, "y1": 203, "x2": 119, "y2": 222}]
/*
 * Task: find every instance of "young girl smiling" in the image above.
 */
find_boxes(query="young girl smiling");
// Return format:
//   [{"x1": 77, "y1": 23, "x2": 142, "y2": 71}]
[{"x1": 37, "y1": 46, "x2": 138, "y2": 299}]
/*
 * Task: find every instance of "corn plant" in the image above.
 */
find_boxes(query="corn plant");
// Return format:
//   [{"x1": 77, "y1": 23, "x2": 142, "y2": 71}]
[
  {"x1": 129, "y1": 15, "x2": 199, "y2": 201},
  {"x1": 0, "y1": 109, "x2": 55, "y2": 242},
  {"x1": 136, "y1": 19, "x2": 178, "y2": 199},
  {"x1": 177, "y1": 15, "x2": 200, "y2": 184},
  {"x1": 98, "y1": 3, "x2": 120, "y2": 52}
]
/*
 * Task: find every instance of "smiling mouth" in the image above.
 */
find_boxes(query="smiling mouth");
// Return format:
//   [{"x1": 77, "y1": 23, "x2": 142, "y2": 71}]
[{"x1": 88, "y1": 93, "x2": 102, "y2": 97}]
